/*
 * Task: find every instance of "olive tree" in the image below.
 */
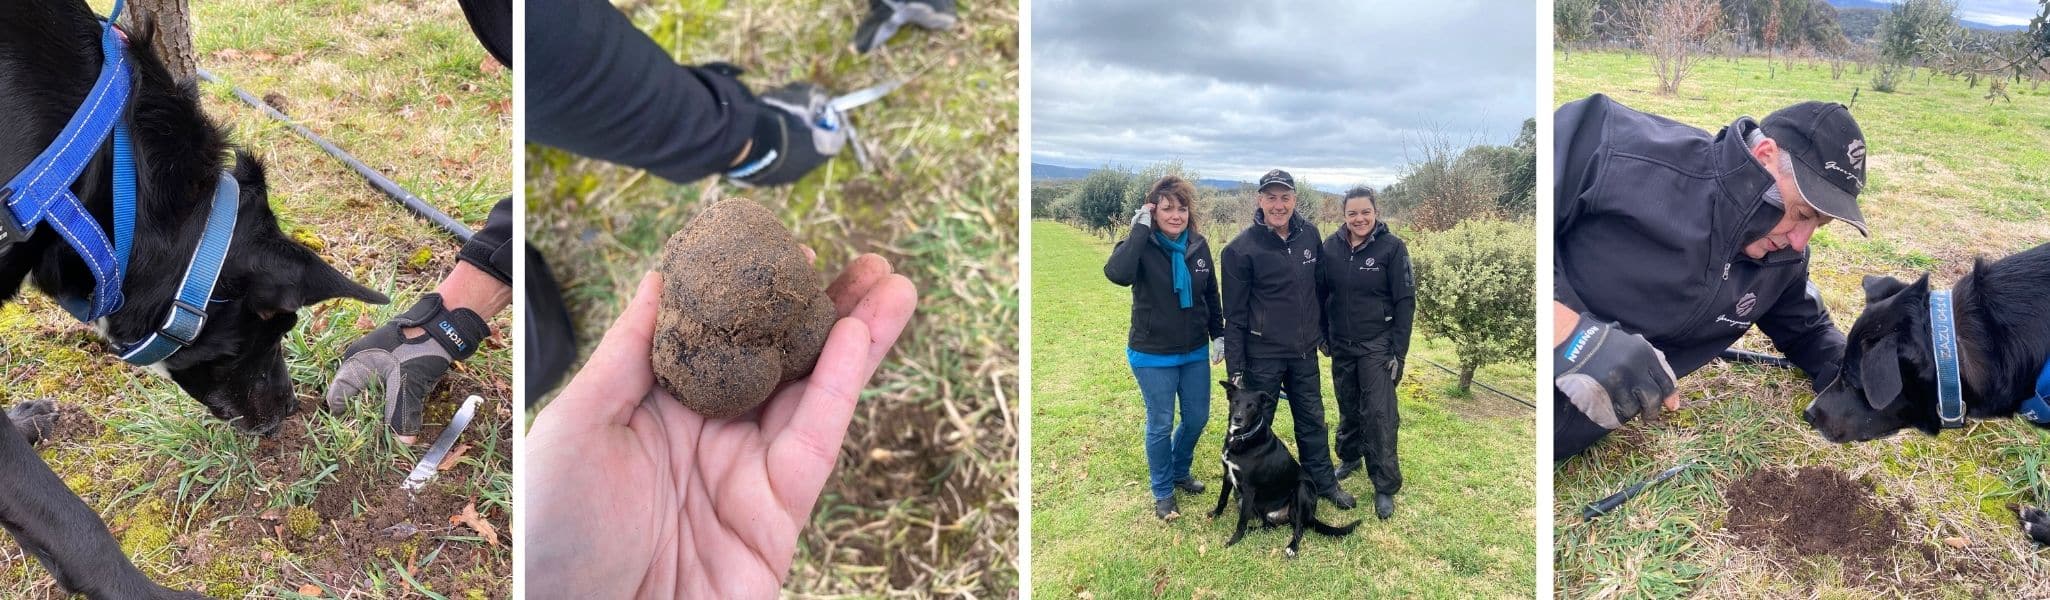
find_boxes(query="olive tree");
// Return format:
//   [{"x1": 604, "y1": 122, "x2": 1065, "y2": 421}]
[{"x1": 1411, "y1": 219, "x2": 1536, "y2": 393}]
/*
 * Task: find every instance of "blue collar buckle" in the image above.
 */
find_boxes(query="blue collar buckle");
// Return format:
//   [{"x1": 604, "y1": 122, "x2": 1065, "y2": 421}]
[{"x1": 2021, "y1": 361, "x2": 2050, "y2": 427}]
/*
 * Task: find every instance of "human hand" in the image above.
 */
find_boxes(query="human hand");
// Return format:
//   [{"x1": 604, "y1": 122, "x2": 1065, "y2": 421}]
[
  {"x1": 325, "y1": 293, "x2": 489, "y2": 441},
  {"x1": 728, "y1": 82, "x2": 849, "y2": 187},
  {"x1": 1209, "y1": 337, "x2": 1224, "y2": 365},
  {"x1": 523, "y1": 254, "x2": 917, "y2": 598},
  {"x1": 1132, "y1": 203, "x2": 1155, "y2": 228},
  {"x1": 1555, "y1": 314, "x2": 1679, "y2": 427}
]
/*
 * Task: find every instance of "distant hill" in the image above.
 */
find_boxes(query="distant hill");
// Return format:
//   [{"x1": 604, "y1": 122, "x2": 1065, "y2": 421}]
[
  {"x1": 1032, "y1": 162, "x2": 1347, "y2": 194},
  {"x1": 1825, "y1": 0, "x2": 2032, "y2": 33}
]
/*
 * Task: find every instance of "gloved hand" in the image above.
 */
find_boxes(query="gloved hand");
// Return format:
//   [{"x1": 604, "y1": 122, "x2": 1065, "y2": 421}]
[
  {"x1": 853, "y1": 0, "x2": 960, "y2": 53},
  {"x1": 1554, "y1": 313, "x2": 1677, "y2": 430},
  {"x1": 1132, "y1": 203, "x2": 1154, "y2": 229},
  {"x1": 1389, "y1": 357, "x2": 1403, "y2": 384},
  {"x1": 1210, "y1": 337, "x2": 1224, "y2": 365},
  {"x1": 326, "y1": 294, "x2": 490, "y2": 438},
  {"x1": 726, "y1": 82, "x2": 849, "y2": 187}
]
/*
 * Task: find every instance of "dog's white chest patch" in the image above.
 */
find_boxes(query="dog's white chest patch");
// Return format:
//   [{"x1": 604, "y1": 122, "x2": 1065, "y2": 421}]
[{"x1": 1223, "y1": 456, "x2": 1242, "y2": 488}]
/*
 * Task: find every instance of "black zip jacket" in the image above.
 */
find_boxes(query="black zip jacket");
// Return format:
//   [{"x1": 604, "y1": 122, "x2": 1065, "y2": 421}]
[
  {"x1": 1555, "y1": 94, "x2": 1845, "y2": 387},
  {"x1": 1104, "y1": 223, "x2": 1224, "y2": 355},
  {"x1": 1221, "y1": 211, "x2": 1324, "y2": 376},
  {"x1": 1318, "y1": 222, "x2": 1415, "y2": 359}
]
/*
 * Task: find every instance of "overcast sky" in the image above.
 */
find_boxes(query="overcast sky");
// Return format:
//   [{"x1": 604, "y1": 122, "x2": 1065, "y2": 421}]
[
  {"x1": 1949, "y1": 0, "x2": 2041, "y2": 26},
  {"x1": 1030, "y1": 0, "x2": 1537, "y2": 189}
]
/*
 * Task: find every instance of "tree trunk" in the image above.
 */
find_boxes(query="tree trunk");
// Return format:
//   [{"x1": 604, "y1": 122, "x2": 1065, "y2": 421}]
[
  {"x1": 126, "y1": 0, "x2": 196, "y2": 82},
  {"x1": 1457, "y1": 364, "x2": 1477, "y2": 394}
]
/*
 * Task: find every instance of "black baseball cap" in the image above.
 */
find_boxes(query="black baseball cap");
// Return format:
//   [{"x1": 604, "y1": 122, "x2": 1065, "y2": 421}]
[
  {"x1": 1257, "y1": 169, "x2": 1295, "y2": 192},
  {"x1": 1762, "y1": 101, "x2": 1869, "y2": 236}
]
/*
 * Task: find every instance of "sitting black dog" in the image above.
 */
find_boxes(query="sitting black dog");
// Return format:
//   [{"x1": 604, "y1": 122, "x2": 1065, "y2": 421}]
[
  {"x1": 1208, "y1": 380, "x2": 1360, "y2": 557},
  {"x1": 1803, "y1": 243, "x2": 2050, "y2": 545},
  {"x1": 2, "y1": 1, "x2": 388, "y2": 596}
]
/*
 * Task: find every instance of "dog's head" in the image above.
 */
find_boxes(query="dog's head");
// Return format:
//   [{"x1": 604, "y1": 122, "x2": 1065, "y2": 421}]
[
  {"x1": 1220, "y1": 380, "x2": 1271, "y2": 440},
  {"x1": 114, "y1": 155, "x2": 388, "y2": 436},
  {"x1": 1804, "y1": 274, "x2": 1942, "y2": 442}
]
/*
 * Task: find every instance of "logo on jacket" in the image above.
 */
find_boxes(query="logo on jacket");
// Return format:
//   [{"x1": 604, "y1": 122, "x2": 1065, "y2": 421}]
[
  {"x1": 1302, "y1": 248, "x2": 1312, "y2": 260},
  {"x1": 1735, "y1": 292, "x2": 1758, "y2": 317},
  {"x1": 1364, "y1": 258, "x2": 1377, "y2": 267}
]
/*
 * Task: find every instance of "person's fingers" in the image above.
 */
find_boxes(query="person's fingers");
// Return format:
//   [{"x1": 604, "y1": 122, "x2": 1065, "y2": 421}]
[
  {"x1": 1663, "y1": 394, "x2": 1681, "y2": 412},
  {"x1": 764, "y1": 317, "x2": 873, "y2": 516},
  {"x1": 825, "y1": 254, "x2": 893, "y2": 317},
  {"x1": 801, "y1": 244, "x2": 816, "y2": 264},
  {"x1": 545, "y1": 271, "x2": 664, "y2": 428},
  {"x1": 759, "y1": 273, "x2": 917, "y2": 439}
]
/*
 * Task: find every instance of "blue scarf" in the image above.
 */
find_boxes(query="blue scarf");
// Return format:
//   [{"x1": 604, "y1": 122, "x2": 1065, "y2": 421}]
[{"x1": 1152, "y1": 229, "x2": 1193, "y2": 309}]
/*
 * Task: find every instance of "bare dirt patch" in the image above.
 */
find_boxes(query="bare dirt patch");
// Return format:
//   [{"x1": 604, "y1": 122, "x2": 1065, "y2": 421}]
[{"x1": 1723, "y1": 466, "x2": 1913, "y2": 579}]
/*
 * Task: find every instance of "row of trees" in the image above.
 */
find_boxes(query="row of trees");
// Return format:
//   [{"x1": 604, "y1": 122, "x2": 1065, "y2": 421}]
[
  {"x1": 1558, "y1": 0, "x2": 2050, "y2": 96},
  {"x1": 1032, "y1": 123, "x2": 1538, "y2": 391}
]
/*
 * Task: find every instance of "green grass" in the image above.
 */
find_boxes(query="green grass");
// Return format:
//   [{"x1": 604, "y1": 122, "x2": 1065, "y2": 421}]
[
  {"x1": 1556, "y1": 51, "x2": 2050, "y2": 599},
  {"x1": 1030, "y1": 221, "x2": 1535, "y2": 599},
  {"x1": 0, "y1": 1, "x2": 513, "y2": 598},
  {"x1": 524, "y1": 0, "x2": 1019, "y2": 595}
]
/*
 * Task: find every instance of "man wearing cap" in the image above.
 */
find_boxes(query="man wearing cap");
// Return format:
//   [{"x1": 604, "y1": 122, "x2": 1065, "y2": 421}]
[
  {"x1": 1552, "y1": 94, "x2": 1869, "y2": 460},
  {"x1": 1220, "y1": 169, "x2": 1355, "y2": 509}
]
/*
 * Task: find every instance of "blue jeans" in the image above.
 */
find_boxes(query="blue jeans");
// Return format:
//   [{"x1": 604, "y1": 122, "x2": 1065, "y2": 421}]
[{"x1": 1134, "y1": 360, "x2": 1211, "y2": 500}]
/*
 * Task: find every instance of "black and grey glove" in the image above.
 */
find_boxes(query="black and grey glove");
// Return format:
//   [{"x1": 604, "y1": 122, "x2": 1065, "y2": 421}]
[
  {"x1": 1389, "y1": 357, "x2": 1403, "y2": 384},
  {"x1": 853, "y1": 0, "x2": 959, "y2": 53},
  {"x1": 325, "y1": 294, "x2": 490, "y2": 436},
  {"x1": 1131, "y1": 205, "x2": 1153, "y2": 229},
  {"x1": 725, "y1": 82, "x2": 849, "y2": 187},
  {"x1": 1554, "y1": 313, "x2": 1676, "y2": 430}
]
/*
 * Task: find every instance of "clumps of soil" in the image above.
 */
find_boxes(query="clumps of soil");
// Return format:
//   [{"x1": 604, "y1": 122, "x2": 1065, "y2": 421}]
[
  {"x1": 652, "y1": 199, "x2": 836, "y2": 418},
  {"x1": 1724, "y1": 466, "x2": 1908, "y2": 578}
]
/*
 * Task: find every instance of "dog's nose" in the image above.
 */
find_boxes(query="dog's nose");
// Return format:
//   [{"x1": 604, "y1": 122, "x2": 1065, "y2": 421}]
[{"x1": 1801, "y1": 405, "x2": 1821, "y2": 426}]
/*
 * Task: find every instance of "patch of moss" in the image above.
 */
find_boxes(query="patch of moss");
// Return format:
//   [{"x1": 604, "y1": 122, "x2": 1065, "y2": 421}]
[
  {"x1": 408, "y1": 247, "x2": 436, "y2": 269},
  {"x1": 285, "y1": 505, "x2": 321, "y2": 538},
  {"x1": 116, "y1": 498, "x2": 174, "y2": 561},
  {"x1": 290, "y1": 227, "x2": 328, "y2": 252}
]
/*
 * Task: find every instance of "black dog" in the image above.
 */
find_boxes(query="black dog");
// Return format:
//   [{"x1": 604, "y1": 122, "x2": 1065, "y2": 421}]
[
  {"x1": 2, "y1": 1, "x2": 388, "y2": 596},
  {"x1": 1208, "y1": 381, "x2": 1359, "y2": 557},
  {"x1": 1803, "y1": 243, "x2": 2050, "y2": 545}
]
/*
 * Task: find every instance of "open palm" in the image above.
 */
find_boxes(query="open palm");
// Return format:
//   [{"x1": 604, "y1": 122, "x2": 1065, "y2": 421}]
[{"x1": 525, "y1": 255, "x2": 917, "y2": 599}]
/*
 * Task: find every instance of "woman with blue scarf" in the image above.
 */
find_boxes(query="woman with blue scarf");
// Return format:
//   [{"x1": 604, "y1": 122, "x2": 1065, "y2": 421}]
[{"x1": 1103, "y1": 176, "x2": 1224, "y2": 520}]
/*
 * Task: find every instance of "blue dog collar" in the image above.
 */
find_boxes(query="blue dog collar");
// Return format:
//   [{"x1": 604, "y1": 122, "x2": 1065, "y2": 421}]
[
  {"x1": 114, "y1": 173, "x2": 240, "y2": 365},
  {"x1": 1929, "y1": 289, "x2": 1968, "y2": 428},
  {"x1": 2021, "y1": 361, "x2": 2050, "y2": 427}
]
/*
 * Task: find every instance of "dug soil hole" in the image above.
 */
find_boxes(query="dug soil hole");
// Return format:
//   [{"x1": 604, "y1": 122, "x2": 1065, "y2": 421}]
[{"x1": 1723, "y1": 465, "x2": 1915, "y2": 580}]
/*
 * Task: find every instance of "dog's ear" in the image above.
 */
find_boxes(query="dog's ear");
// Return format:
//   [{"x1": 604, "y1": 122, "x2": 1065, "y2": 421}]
[
  {"x1": 1220, "y1": 380, "x2": 1238, "y2": 394},
  {"x1": 1862, "y1": 275, "x2": 1910, "y2": 304},
  {"x1": 249, "y1": 244, "x2": 391, "y2": 317},
  {"x1": 1860, "y1": 334, "x2": 1904, "y2": 411}
]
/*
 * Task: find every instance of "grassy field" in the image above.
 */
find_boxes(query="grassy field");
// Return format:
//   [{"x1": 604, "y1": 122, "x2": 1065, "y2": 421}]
[
  {"x1": 1029, "y1": 221, "x2": 1535, "y2": 599},
  {"x1": 1555, "y1": 51, "x2": 2050, "y2": 598},
  {"x1": 0, "y1": 0, "x2": 513, "y2": 597},
  {"x1": 524, "y1": 0, "x2": 1019, "y2": 595}
]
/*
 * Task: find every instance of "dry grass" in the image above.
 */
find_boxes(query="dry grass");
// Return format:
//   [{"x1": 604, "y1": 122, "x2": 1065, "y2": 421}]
[{"x1": 524, "y1": 0, "x2": 1019, "y2": 596}]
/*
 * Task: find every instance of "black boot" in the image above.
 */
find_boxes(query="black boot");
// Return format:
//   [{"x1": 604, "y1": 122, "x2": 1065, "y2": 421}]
[
  {"x1": 1322, "y1": 488, "x2": 1356, "y2": 510},
  {"x1": 1375, "y1": 493, "x2": 1395, "y2": 520},
  {"x1": 1154, "y1": 496, "x2": 1180, "y2": 521},
  {"x1": 1175, "y1": 477, "x2": 1206, "y2": 494}
]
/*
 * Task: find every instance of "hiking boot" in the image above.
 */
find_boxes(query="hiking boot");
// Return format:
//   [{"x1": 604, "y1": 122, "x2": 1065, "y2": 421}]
[
  {"x1": 1322, "y1": 488, "x2": 1356, "y2": 510},
  {"x1": 1154, "y1": 496, "x2": 1180, "y2": 521},
  {"x1": 1375, "y1": 493, "x2": 1396, "y2": 520},
  {"x1": 1175, "y1": 477, "x2": 1206, "y2": 494},
  {"x1": 1334, "y1": 458, "x2": 1362, "y2": 481}
]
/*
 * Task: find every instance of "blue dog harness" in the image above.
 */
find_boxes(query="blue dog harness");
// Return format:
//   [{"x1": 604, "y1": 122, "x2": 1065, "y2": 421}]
[
  {"x1": 1929, "y1": 288, "x2": 2050, "y2": 428},
  {"x1": 0, "y1": 0, "x2": 239, "y2": 365}
]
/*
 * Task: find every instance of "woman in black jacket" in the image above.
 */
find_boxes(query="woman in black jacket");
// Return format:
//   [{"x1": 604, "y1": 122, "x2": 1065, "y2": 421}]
[
  {"x1": 1104, "y1": 176, "x2": 1224, "y2": 520},
  {"x1": 1318, "y1": 186, "x2": 1414, "y2": 520}
]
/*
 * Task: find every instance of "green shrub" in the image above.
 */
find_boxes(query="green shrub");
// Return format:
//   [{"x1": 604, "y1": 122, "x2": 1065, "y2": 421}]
[{"x1": 1411, "y1": 218, "x2": 1536, "y2": 392}]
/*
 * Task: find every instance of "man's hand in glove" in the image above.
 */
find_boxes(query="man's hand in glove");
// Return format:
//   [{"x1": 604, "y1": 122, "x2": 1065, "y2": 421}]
[
  {"x1": 1555, "y1": 312, "x2": 1679, "y2": 430},
  {"x1": 1389, "y1": 357, "x2": 1403, "y2": 384},
  {"x1": 725, "y1": 82, "x2": 849, "y2": 187},
  {"x1": 853, "y1": 0, "x2": 959, "y2": 53},
  {"x1": 327, "y1": 293, "x2": 491, "y2": 441}
]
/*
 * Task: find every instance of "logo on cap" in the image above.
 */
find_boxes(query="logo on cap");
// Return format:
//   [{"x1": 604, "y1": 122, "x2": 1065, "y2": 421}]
[{"x1": 1846, "y1": 139, "x2": 1865, "y2": 171}]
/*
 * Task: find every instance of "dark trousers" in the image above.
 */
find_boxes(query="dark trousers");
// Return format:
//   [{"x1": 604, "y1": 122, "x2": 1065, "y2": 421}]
[
  {"x1": 1554, "y1": 389, "x2": 1611, "y2": 463},
  {"x1": 1333, "y1": 351, "x2": 1401, "y2": 495},
  {"x1": 1243, "y1": 355, "x2": 1339, "y2": 494}
]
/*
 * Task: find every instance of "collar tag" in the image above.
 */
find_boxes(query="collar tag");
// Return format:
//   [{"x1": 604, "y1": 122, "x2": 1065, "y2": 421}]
[{"x1": 1930, "y1": 289, "x2": 1967, "y2": 428}]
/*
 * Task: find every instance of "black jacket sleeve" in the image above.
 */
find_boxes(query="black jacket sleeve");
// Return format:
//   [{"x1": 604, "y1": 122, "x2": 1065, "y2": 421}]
[
  {"x1": 1220, "y1": 241, "x2": 1251, "y2": 377},
  {"x1": 1103, "y1": 224, "x2": 1149, "y2": 286},
  {"x1": 1552, "y1": 95, "x2": 1608, "y2": 313},
  {"x1": 1201, "y1": 241, "x2": 1224, "y2": 341},
  {"x1": 527, "y1": 0, "x2": 761, "y2": 184},
  {"x1": 1390, "y1": 239, "x2": 1417, "y2": 359},
  {"x1": 1757, "y1": 269, "x2": 1847, "y2": 390}
]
